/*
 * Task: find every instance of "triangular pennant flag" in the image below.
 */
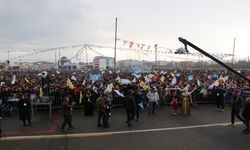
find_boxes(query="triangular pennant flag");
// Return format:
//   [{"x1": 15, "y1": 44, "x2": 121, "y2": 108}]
[
  {"x1": 123, "y1": 40, "x2": 128, "y2": 46},
  {"x1": 11, "y1": 75, "x2": 16, "y2": 85},
  {"x1": 71, "y1": 75, "x2": 77, "y2": 82},
  {"x1": 141, "y1": 44, "x2": 145, "y2": 49},
  {"x1": 129, "y1": 42, "x2": 134, "y2": 48},
  {"x1": 66, "y1": 78, "x2": 75, "y2": 89},
  {"x1": 137, "y1": 43, "x2": 140, "y2": 48}
]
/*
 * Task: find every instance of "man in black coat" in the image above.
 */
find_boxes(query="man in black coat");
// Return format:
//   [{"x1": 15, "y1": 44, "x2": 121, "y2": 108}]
[
  {"x1": 123, "y1": 90, "x2": 136, "y2": 126},
  {"x1": 132, "y1": 89, "x2": 142, "y2": 121},
  {"x1": 231, "y1": 91, "x2": 244, "y2": 125},
  {"x1": 242, "y1": 97, "x2": 250, "y2": 134},
  {"x1": 18, "y1": 95, "x2": 31, "y2": 126},
  {"x1": 60, "y1": 97, "x2": 75, "y2": 131}
]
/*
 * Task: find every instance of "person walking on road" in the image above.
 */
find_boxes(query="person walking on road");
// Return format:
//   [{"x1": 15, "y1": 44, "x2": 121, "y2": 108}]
[
  {"x1": 60, "y1": 97, "x2": 75, "y2": 131},
  {"x1": 124, "y1": 90, "x2": 136, "y2": 126},
  {"x1": 97, "y1": 94, "x2": 109, "y2": 128},
  {"x1": 242, "y1": 97, "x2": 250, "y2": 134},
  {"x1": 231, "y1": 89, "x2": 244, "y2": 125}
]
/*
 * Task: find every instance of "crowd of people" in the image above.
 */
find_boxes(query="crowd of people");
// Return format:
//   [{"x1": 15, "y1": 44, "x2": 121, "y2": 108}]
[{"x1": 0, "y1": 68, "x2": 250, "y2": 134}]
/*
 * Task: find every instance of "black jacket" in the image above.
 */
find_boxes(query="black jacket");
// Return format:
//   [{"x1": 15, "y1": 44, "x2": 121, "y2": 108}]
[
  {"x1": 242, "y1": 102, "x2": 250, "y2": 118},
  {"x1": 18, "y1": 99, "x2": 31, "y2": 120},
  {"x1": 123, "y1": 95, "x2": 136, "y2": 111}
]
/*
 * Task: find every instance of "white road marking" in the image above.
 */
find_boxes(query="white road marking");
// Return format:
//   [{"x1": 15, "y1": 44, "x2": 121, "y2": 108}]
[{"x1": 0, "y1": 122, "x2": 242, "y2": 141}]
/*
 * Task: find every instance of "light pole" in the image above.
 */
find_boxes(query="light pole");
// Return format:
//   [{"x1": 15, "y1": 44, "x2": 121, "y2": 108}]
[
  {"x1": 114, "y1": 18, "x2": 117, "y2": 71},
  {"x1": 154, "y1": 44, "x2": 158, "y2": 70}
]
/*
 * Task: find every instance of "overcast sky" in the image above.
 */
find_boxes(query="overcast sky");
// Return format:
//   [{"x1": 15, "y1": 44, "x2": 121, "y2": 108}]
[{"x1": 0, "y1": 0, "x2": 250, "y2": 62}]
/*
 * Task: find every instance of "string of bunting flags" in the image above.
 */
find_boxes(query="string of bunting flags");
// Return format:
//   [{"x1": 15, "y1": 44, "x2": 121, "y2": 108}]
[{"x1": 116, "y1": 38, "x2": 233, "y2": 59}]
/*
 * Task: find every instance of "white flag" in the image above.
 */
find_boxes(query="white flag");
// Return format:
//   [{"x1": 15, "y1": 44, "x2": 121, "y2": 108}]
[
  {"x1": 132, "y1": 77, "x2": 136, "y2": 83},
  {"x1": 11, "y1": 75, "x2": 16, "y2": 85},
  {"x1": 82, "y1": 79, "x2": 86, "y2": 86},
  {"x1": 114, "y1": 90, "x2": 125, "y2": 97},
  {"x1": 71, "y1": 75, "x2": 77, "y2": 82},
  {"x1": 104, "y1": 83, "x2": 113, "y2": 93}
]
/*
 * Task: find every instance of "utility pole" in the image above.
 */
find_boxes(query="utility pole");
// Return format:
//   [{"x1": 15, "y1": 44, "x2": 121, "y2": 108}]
[
  {"x1": 114, "y1": 18, "x2": 118, "y2": 71},
  {"x1": 232, "y1": 37, "x2": 236, "y2": 68},
  {"x1": 154, "y1": 44, "x2": 158, "y2": 70}
]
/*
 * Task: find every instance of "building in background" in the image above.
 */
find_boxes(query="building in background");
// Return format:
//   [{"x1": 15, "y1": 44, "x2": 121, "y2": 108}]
[
  {"x1": 58, "y1": 56, "x2": 77, "y2": 70},
  {"x1": 93, "y1": 56, "x2": 114, "y2": 70}
]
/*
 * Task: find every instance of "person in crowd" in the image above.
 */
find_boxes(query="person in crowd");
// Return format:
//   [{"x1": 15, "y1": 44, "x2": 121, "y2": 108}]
[
  {"x1": 60, "y1": 97, "x2": 75, "y2": 131},
  {"x1": 123, "y1": 90, "x2": 136, "y2": 126},
  {"x1": 171, "y1": 95, "x2": 179, "y2": 115},
  {"x1": 242, "y1": 97, "x2": 250, "y2": 134},
  {"x1": 97, "y1": 93, "x2": 109, "y2": 128},
  {"x1": 84, "y1": 89, "x2": 94, "y2": 116},
  {"x1": 147, "y1": 88, "x2": 159, "y2": 115},
  {"x1": 132, "y1": 88, "x2": 142, "y2": 121},
  {"x1": 18, "y1": 94, "x2": 31, "y2": 126},
  {"x1": 214, "y1": 84, "x2": 225, "y2": 111},
  {"x1": 231, "y1": 89, "x2": 244, "y2": 125}
]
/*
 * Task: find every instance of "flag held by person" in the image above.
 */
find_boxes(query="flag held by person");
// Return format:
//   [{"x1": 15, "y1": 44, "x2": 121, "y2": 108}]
[
  {"x1": 66, "y1": 78, "x2": 75, "y2": 89},
  {"x1": 39, "y1": 87, "x2": 44, "y2": 97},
  {"x1": 11, "y1": 75, "x2": 16, "y2": 85},
  {"x1": 71, "y1": 75, "x2": 77, "y2": 82}
]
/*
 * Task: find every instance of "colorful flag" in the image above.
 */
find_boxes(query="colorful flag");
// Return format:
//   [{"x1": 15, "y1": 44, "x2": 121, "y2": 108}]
[
  {"x1": 66, "y1": 78, "x2": 75, "y2": 89},
  {"x1": 39, "y1": 87, "x2": 44, "y2": 97},
  {"x1": 79, "y1": 91, "x2": 83, "y2": 104}
]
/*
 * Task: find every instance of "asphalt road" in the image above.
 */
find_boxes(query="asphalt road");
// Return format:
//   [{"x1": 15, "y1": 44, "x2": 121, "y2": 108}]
[{"x1": 0, "y1": 104, "x2": 249, "y2": 150}]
